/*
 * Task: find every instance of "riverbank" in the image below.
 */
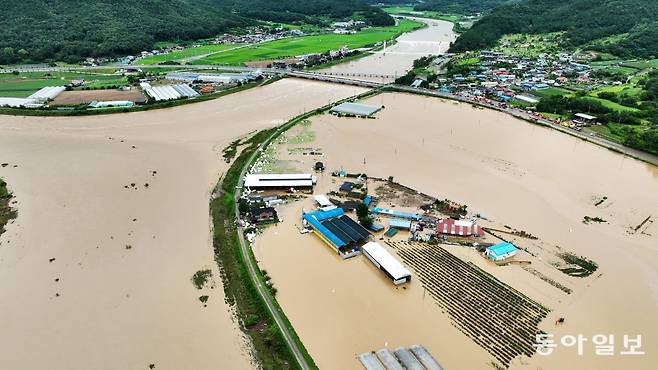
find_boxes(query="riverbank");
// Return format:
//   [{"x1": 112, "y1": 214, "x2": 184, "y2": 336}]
[{"x1": 386, "y1": 85, "x2": 658, "y2": 167}]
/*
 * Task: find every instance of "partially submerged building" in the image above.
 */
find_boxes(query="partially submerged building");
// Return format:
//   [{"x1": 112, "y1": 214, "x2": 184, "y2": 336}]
[
  {"x1": 303, "y1": 208, "x2": 370, "y2": 258},
  {"x1": 436, "y1": 218, "x2": 484, "y2": 237},
  {"x1": 371, "y1": 207, "x2": 420, "y2": 221},
  {"x1": 244, "y1": 173, "x2": 316, "y2": 191},
  {"x1": 362, "y1": 242, "x2": 411, "y2": 285},
  {"x1": 250, "y1": 207, "x2": 277, "y2": 223},
  {"x1": 485, "y1": 242, "x2": 518, "y2": 261},
  {"x1": 330, "y1": 102, "x2": 382, "y2": 118}
]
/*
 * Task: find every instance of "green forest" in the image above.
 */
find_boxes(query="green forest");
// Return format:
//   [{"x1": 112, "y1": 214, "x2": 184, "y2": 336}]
[
  {"x1": 414, "y1": 0, "x2": 507, "y2": 14},
  {"x1": 450, "y1": 0, "x2": 658, "y2": 58},
  {"x1": 0, "y1": 0, "x2": 393, "y2": 64}
]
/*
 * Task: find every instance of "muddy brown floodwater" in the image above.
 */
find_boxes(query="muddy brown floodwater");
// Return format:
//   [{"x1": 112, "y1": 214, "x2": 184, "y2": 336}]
[
  {"x1": 0, "y1": 79, "x2": 367, "y2": 370},
  {"x1": 254, "y1": 92, "x2": 658, "y2": 370},
  {"x1": 319, "y1": 17, "x2": 456, "y2": 82}
]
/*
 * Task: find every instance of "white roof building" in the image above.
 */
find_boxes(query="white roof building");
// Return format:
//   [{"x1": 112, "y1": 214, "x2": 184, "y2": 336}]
[
  {"x1": 362, "y1": 242, "x2": 411, "y2": 285},
  {"x1": 244, "y1": 174, "x2": 316, "y2": 189},
  {"x1": 313, "y1": 194, "x2": 334, "y2": 208}
]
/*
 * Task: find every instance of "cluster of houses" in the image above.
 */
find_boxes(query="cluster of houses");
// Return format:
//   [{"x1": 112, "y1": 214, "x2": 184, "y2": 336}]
[
  {"x1": 436, "y1": 51, "x2": 596, "y2": 105},
  {"x1": 213, "y1": 26, "x2": 304, "y2": 45}
]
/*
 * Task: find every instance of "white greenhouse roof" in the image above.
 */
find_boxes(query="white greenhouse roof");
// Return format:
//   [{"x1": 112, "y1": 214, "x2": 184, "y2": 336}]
[{"x1": 362, "y1": 242, "x2": 411, "y2": 281}]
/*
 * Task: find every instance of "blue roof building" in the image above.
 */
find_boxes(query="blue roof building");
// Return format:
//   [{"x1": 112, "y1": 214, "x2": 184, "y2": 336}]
[
  {"x1": 303, "y1": 208, "x2": 370, "y2": 258},
  {"x1": 485, "y1": 242, "x2": 518, "y2": 261}
]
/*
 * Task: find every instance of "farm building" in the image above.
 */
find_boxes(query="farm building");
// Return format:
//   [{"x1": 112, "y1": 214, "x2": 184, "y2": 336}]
[
  {"x1": 436, "y1": 218, "x2": 484, "y2": 237},
  {"x1": 143, "y1": 84, "x2": 199, "y2": 101},
  {"x1": 28, "y1": 86, "x2": 66, "y2": 102},
  {"x1": 250, "y1": 207, "x2": 277, "y2": 223},
  {"x1": 330, "y1": 102, "x2": 382, "y2": 117},
  {"x1": 394, "y1": 347, "x2": 424, "y2": 370},
  {"x1": 0, "y1": 97, "x2": 43, "y2": 108},
  {"x1": 244, "y1": 173, "x2": 316, "y2": 190},
  {"x1": 361, "y1": 242, "x2": 411, "y2": 285},
  {"x1": 389, "y1": 219, "x2": 412, "y2": 230},
  {"x1": 89, "y1": 100, "x2": 135, "y2": 108},
  {"x1": 485, "y1": 242, "x2": 518, "y2": 261},
  {"x1": 313, "y1": 194, "x2": 334, "y2": 208},
  {"x1": 371, "y1": 207, "x2": 420, "y2": 221},
  {"x1": 358, "y1": 352, "x2": 385, "y2": 370},
  {"x1": 166, "y1": 71, "x2": 261, "y2": 84},
  {"x1": 574, "y1": 113, "x2": 597, "y2": 125},
  {"x1": 303, "y1": 208, "x2": 370, "y2": 258}
]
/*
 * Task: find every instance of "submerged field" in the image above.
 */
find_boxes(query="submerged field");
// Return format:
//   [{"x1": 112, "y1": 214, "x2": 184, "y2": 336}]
[
  {"x1": 194, "y1": 19, "x2": 422, "y2": 66},
  {"x1": 253, "y1": 91, "x2": 657, "y2": 370}
]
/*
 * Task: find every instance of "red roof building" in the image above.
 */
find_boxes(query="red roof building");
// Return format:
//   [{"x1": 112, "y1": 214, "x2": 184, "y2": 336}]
[{"x1": 436, "y1": 218, "x2": 484, "y2": 237}]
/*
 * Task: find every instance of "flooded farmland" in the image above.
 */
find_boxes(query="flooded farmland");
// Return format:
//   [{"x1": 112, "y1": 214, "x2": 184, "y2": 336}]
[
  {"x1": 254, "y1": 92, "x2": 658, "y2": 369},
  {"x1": 0, "y1": 79, "x2": 366, "y2": 370}
]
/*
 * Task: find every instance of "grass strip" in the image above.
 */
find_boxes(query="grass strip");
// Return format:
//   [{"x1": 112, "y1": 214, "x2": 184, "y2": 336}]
[{"x1": 209, "y1": 87, "x2": 380, "y2": 369}]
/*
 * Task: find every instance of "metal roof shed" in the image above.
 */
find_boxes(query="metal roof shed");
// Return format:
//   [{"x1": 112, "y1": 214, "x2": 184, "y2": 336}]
[
  {"x1": 362, "y1": 242, "x2": 411, "y2": 285},
  {"x1": 330, "y1": 102, "x2": 382, "y2": 117},
  {"x1": 485, "y1": 242, "x2": 518, "y2": 261}
]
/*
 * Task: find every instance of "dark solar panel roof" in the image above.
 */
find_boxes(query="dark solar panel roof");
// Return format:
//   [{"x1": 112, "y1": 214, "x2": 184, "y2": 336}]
[
  {"x1": 320, "y1": 215, "x2": 370, "y2": 246},
  {"x1": 339, "y1": 215, "x2": 371, "y2": 239}
]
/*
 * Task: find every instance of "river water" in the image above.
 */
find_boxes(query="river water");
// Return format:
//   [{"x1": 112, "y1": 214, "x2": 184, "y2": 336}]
[{"x1": 319, "y1": 17, "x2": 457, "y2": 82}]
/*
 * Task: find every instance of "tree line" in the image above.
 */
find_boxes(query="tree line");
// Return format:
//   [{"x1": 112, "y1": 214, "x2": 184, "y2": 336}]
[{"x1": 0, "y1": 0, "x2": 393, "y2": 64}]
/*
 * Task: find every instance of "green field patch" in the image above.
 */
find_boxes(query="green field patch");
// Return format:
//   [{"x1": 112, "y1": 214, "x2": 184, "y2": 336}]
[
  {"x1": 0, "y1": 71, "x2": 127, "y2": 97},
  {"x1": 195, "y1": 19, "x2": 422, "y2": 66},
  {"x1": 138, "y1": 43, "x2": 240, "y2": 65},
  {"x1": 585, "y1": 96, "x2": 639, "y2": 112}
]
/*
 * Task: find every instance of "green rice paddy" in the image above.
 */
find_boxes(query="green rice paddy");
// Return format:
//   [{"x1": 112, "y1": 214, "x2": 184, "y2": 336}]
[
  {"x1": 193, "y1": 19, "x2": 422, "y2": 66},
  {"x1": 0, "y1": 71, "x2": 127, "y2": 97},
  {"x1": 138, "y1": 43, "x2": 240, "y2": 65}
]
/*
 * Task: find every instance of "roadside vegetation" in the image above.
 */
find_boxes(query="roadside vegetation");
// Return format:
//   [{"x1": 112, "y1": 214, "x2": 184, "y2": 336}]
[
  {"x1": 211, "y1": 127, "x2": 315, "y2": 370},
  {"x1": 0, "y1": 179, "x2": 17, "y2": 237}
]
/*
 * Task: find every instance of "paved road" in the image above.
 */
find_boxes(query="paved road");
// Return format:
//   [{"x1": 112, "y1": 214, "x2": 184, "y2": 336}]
[{"x1": 232, "y1": 141, "x2": 312, "y2": 370}]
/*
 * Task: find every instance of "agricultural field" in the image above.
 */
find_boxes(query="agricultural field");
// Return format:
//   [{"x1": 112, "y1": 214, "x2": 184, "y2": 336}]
[
  {"x1": 495, "y1": 32, "x2": 565, "y2": 57},
  {"x1": 138, "y1": 43, "x2": 240, "y2": 65},
  {"x1": 390, "y1": 241, "x2": 549, "y2": 368},
  {"x1": 531, "y1": 87, "x2": 573, "y2": 98},
  {"x1": 194, "y1": 19, "x2": 422, "y2": 66},
  {"x1": 0, "y1": 71, "x2": 127, "y2": 97}
]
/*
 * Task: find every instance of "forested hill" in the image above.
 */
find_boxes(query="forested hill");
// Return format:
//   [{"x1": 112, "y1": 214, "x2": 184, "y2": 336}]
[
  {"x1": 449, "y1": 0, "x2": 658, "y2": 58},
  {"x1": 0, "y1": 0, "x2": 393, "y2": 64}
]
